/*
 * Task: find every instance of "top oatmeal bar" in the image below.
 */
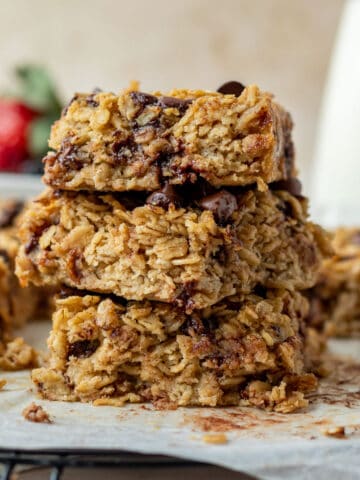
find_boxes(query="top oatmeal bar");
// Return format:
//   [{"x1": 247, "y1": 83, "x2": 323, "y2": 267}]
[{"x1": 43, "y1": 83, "x2": 294, "y2": 192}]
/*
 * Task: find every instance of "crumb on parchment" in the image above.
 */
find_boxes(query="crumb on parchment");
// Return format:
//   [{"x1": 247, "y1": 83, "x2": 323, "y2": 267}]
[
  {"x1": 202, "y1": 433, "x2": 228, "y2": 444},
  {"x1": 322, "y1": 426, "x2": 346, "y2": 438},
  {"x1": 0, "y1": 379, "x2": 6, "y2": 390},
  {"x1": 22, "y1": 402, "x2": 52, "y2": 424}
]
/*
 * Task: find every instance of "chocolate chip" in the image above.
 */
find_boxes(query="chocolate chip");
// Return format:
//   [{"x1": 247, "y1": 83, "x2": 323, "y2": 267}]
[
  {"x1": 24, "y1": 220, "x2": 51, "y2": 254},
  {"x1": 0, "y1": 200, "x2": 23, "y2": 228},
  {"x1": 217, "y1": 81, "x2": 246, "y2": 96},
  {"x1": 62, "y1": 94, "x2": 80, "y2": 115},
  {"x1": 130, "y1": 91, "x2": 158, "y2": 108},
  {"x1": 86, "y1": 87, "x2": 102, "y2": 107},
  {"x1": 202, "y1": 316, "x2": 219, "y2": 333},
  {"x1": 146, "y1": 183, "x2": 181, "y2": 209},
  {"x1": 197, "y1": 190, "x2": 238, "y2": 224},
  {"x1": 272, "y1": 177, "x2": 302, "y2": 197},
  {"x1": 68, "y1": 339, "x2": 100, "y2": 358},
  {"x1": 24, "y1": 236, "x2": 38, "y2": 254},
  {"x1": 253, "y1": 285, "x2": 267, "y2": 298},
  {"x1": 114, "y1": 191, "x2": 147, "y2": 210},
  {"x1": 57, "y1": 140, "x2": 84, "y2": 171},
  {"x1": 158, "y1": 96, "x2": 193, "y2": 113},
  {"x1": 180, "y1": 315, "x2": 205, "y2": 335}
]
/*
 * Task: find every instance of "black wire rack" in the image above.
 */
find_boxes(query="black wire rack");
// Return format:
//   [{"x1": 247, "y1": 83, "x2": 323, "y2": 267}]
[{"x1": 0, "y1": 448, "x2": 207, "y2": 480}]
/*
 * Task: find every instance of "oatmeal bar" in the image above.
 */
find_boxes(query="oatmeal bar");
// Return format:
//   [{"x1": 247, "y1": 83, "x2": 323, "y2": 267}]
[
  {"x1": 308, "y1": 228, "x2": 360, "y2": 337},
  {"x1": 0, "y1": 199, "x2": 48, "y2": 329},
  {"x1": 32, "y1": 289, "x2": 317, "y2": 412},
  {"x1": 16, "y1": 185, "x2": 330, "y2": 312},
  {"x1": 43, "y1": 83, "x2": 294, "y2": 192},
  {"x1": 0, "y1": 200, "x2": 44, "y2": 370}
]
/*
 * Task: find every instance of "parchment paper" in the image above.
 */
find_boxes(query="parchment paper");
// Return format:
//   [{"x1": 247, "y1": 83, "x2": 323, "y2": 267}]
[{"x1": 0, "y1": 322, "x2": 359, "y2": 480}]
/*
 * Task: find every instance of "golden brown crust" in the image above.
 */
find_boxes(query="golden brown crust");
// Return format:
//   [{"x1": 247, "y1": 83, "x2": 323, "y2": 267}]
[
  {"x1": 32, "y1": 290, "x2": 317, "y2": 412},
  {"x1": 43, "y1": 85, "x2": 294, "y2": 192},
  {"x1": 16, "y1": 188, "x2": 330, "y2": 311}
]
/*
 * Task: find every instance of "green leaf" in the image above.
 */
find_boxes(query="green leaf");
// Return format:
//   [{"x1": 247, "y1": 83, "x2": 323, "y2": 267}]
[
  {"x1": 28, "y1": 115, "x2": 55, "y2": 157},
  {"x1": 15, "y1": 65, "x2": 62, "y2": 114}
]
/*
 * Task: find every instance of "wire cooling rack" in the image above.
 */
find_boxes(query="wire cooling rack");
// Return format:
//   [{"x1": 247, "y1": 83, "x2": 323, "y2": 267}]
[{"x1": 0, "y1": 448, "x2": 206, "y2": 479}]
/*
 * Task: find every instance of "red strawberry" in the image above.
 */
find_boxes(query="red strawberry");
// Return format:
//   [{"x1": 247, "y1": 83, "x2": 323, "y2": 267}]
[{"x1": 0, "y1": 99, "x2": 38, "y2": 171}]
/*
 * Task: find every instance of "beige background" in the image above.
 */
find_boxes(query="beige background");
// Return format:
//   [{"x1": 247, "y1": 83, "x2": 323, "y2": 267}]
[{"x1": 0, "y1": 0, "x2": 344, "y2": 188}]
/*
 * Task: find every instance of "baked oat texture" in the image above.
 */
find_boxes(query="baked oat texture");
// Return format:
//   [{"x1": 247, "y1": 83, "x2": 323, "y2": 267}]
[
  {"x1": 32, "y1": 290, "x2": 317, "y2": 413},
  {"x1": 16, "y1": 188, "x2": 330, "y2": 312},
  {"x1": 309, "y1": 228, "x2": 360, "y2": 337},
  {"x1": 43, "y1": 84, "x2": 294, "y2": 192}
]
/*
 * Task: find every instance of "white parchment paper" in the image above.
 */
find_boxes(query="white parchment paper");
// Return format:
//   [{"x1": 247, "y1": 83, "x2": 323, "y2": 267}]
[{"x1": 0, "y1": 322, "x2": 359, "y2": 480}]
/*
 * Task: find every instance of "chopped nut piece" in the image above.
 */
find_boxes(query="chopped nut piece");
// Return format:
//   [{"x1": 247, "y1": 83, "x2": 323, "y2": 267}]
[
  {"x1": 0, "y1": 379, "x2": 6, "y2": 390},
  {"x1": 22, "y1": 402, "x2": 52, "y2": 424}
]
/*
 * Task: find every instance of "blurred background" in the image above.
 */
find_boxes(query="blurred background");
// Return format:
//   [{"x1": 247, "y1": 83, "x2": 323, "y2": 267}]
[{"x1": 0, "y1": 0, "x2": 345, "y2": 189}]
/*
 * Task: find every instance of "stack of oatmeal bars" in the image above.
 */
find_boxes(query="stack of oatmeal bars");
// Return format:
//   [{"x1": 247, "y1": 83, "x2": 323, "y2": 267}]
[{"x1": 16, "y1": 81, "x2": 331, "y2": 412}]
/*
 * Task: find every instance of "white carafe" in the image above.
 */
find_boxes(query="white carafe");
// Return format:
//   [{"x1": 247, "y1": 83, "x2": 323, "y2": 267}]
[{"x1": 311, "y1": 0, "x2": 360, "y2": 228}]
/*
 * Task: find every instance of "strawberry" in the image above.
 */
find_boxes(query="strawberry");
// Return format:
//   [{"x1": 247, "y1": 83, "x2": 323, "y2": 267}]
[
  {"x1": 0, "y1": 99, "x2": 38, "y2": 171},
  {"x1": 0, "y1": 65, "x2": 62, "y2": 173}
]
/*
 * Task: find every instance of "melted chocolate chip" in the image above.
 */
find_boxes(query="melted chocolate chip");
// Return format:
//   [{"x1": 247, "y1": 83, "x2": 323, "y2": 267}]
[
  {"x1": 130, "y1": 91, "x2": 192, "y2": 116},
  {"x1": 146, "y1": 183, "x2": 181, "y2": 209},
  {"x1": 158, "y1": 96, "x2": 193, "y2": 113},
  {"x1": 217, "y1": 81, "x2": 246, "y2": 96},
  {"x1": 180, "y1": 315, "x2": 204, "y2": 335},
  {"x1": 57, "y1": 141, "x2": 84, "y2": 171},
  {"x1": 0, "y1": 200, "x2": 23, "y2": 228},
  {"x1": 202, "y1": 316, "x2": 219, "y2": 333},
  {"x1": 68, "y1": 339, "x2": 100, "y2": 358},
  {"x1": 24, "y1": 221, "x2": 51, "y2": 254},
  {"x1": 197, "y1": 190, "x2": 238, "y2": 224},
  {"x1": 272, "y1": 177, "x2": 302, "y2": 197},
  {"x1": 112, "y1": 136, "x2": 139, "y2": 165},
  {"x1": 180, "y1": 314, "x2": 218, "y2": 337},
  {"x1": 176, "y1": 281, "x2": 196, "y2": 313},
  {"x1": 24, "y1": 236, "x2": 38, "y2": 255},
  {"x1": 253, "y1": 285, "x2": 267, "y2": 298},
  {"x1": 62, "y1": 94, "x2": 79, "y2": 115},
  {"x1": 86, "y1": 88, "x2": 102, "y2": 107},
  {"x1": 130, "y1": 91, "x2": 158, "y2": 108},
  {"x1": 114, "y1": 191, "x2": 148, "y2": 210}
]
